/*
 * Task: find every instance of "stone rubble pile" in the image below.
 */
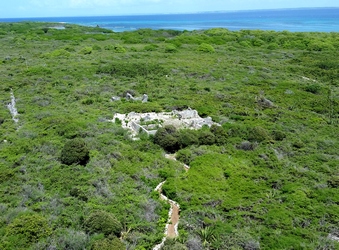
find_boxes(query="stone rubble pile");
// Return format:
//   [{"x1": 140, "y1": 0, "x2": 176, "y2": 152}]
[{"x1": 112, "y1": 108, "x2": 219, "y2": 138}]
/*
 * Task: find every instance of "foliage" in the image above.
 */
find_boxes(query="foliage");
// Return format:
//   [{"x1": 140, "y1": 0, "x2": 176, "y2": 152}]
[
  {"x1": 162, "y1": 238, "x2": 188, "y2": 250},
  {"x1": 84, "y1": 210, "x2": 122, "y2": 237},
  {"x1": 197, "y1": 43, "x2": 215, "y2": 53},
  {"x1": 79, "y1": 46, "x2": 93, "y2": 55},
  {"x1": 165, "y1": 44, "x2": 178, "y2": 53},
  {"x1": 153, "y1": 125, "x2": 180, "y2": 153},
  {"x1": 209, "y1": 124, "x2": 227, "y2": 145},
  {"x1": 0, "y1": 22, "x2": 339, "y2": 250},
  {"x1": 104, "y1": 44, "x2": 126, "y2": 53},
  {"x1": 91, "y1": 236, "x2": 125, "y2": 250},
  {"x1": 60, "y1": 138, "x2": 90, "y2": 166},
  {"x1": 97, "y1": 61, "x2": 167, "y2": 78},
  {"x1": 4, "y1": 214, "x2": 52, "y2": 248}
]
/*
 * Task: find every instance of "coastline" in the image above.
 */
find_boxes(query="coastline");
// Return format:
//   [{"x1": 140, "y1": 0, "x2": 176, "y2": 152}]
[{"x1": 0, "y1": 8, "x2": 338, "y2": 32}]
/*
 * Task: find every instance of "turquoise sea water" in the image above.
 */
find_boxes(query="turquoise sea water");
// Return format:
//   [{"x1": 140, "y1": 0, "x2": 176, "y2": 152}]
[{"x1": 1, "y1": 8, "x2": 338, "y2": 32}]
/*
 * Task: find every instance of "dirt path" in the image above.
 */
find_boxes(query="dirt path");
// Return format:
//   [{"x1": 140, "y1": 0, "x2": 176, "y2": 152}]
[
  {"x1": 165, "y1": 154, "x2": 190, "y2": 171},
  {"x1": 153, "y1": 154, "x2": 188, "y2": 250},
  {"x1": 167, "y1": 203, "x2": 179, "y2": 238},
  {"x1": 7, "y1": 89, "x2": 19, "y2": 123}
]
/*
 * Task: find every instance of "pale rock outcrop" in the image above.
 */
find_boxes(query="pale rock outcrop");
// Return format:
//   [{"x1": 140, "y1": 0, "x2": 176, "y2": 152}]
[{"x1": 112, "y1": 108, "x2": 219, "y2": 138}]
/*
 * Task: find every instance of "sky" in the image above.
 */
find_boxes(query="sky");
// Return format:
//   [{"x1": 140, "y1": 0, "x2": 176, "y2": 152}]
[{"x1": 0, "y1": 0, "x2": 338, "y2": 18}]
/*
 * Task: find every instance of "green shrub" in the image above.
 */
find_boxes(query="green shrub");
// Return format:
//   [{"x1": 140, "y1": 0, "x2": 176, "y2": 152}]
[
  {"x1": 176, "y1": 148, "x2": 193, "y2": 165},
  {"x1": 252, "y1": 38, "x2": 265, "y2": 47},
  {"x1": 165, "y1": 44, "x2": 177, "y2": 53},
  {"x1": 197, "y1": 43, "x2": 215, "y2": 53},
  {"x1": 0, "y1": 167, "x2": 16, "y2": 183},
  {"x1": 84, "y1": 210, "x2": 122, "y2": 237},
  {"x1": 47, "y1": 49, "x2": 71, "y2": 57},
  {"x1": 248, "y1": 126, "x2": 271, "y2": 142},
  {"x1": 60, "y1": 138, "x2": 90, "y2": 166},
  {"x1": 292, "y1": 139, "x2": 304, "y2": 149},
  {"x1": 91, "y1": 237, "x2": 125, "y2": 250},
  {"x1": 272, "y1": 130, "x2": 286, "y2": 141},
  {"x1": 104, "y1": 44, "x2": 126, "y2": 53},
  {"x1": 92, "y1": 44, "x2": 102, "y2": 51},
  {"x1": 267, "y1": 43, "x2": 279, "y2": 49},
  {"x1": 162, "y1": 238, "x2": 188, "y2": 250},
  {"x1": 79, "y1": 46, "x2": 93, "y2": 55},
  {"x1": 178, "y1": 129, "x2": 199, "y2": 148},
  {"x1": 198, "y1": 130, "x2": 216, "y2": 145},
  {"x1": 112, "y1": 44, "x2": 126, "y2": 53},
  {"x1": 63, "y1": 45, "x2": 76, "y2": 52},
  {"x1": 328, "y1": 176, "x2": 339, "y2": 188},
  {"x1": 304, "y1": 84, "x2": 321, "y2": 94},
  {"x1": 70, "y1": 187, "x2": 88, "y2": 201},
  {"x1": 210, "y1": 124, "x2": 228, "y2": 145},
  {"x1": 153, "y1": 126, "x2": 180, "y2": 153},
  {"x1": 104, "y1": 44, "x2": 114, "y2": 50},
  {"x1": 144, "y1": 44, "x2": 158, "y2": 51},
  {"x1": 25, "y1": 66, "x2": 52, "y2": 76},
  {"x1": 237, "y1": 141, "x2": 257, "y2": 151},
  {"x1": 6, "y1": 214, "x2": 52, "y2": 245},
  {"x1": 97, "y1": 61, "x2": 167, "y2": 78}
]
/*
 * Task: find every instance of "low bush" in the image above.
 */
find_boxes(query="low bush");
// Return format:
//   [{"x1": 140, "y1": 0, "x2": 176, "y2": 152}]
[
  {"x1": 153, "y1": 126, "x2": 180, "y2": 153},
  {"x1": 210, "y1": 124, "x2": 228, "y2": 145},
  {"x1": 91, "y1": 237, "x2": 125, "y2": 250},
  {"x1": 79, "y1": 46, "x2": 93, "y2": 55},
  {"x1": 165, "y1": 44, "x2": 178, "y2": 53},
  {"x1": 237, "y1": 141, "x2": 257, "y2": 151},
  {"x1": 328, "y1": 176, "x2": 339, "y2": 188},
  {"x1": 178, "y1": 130, "x2": 199, "y2": 148},
  {"x1": 84, "y1": 210, "x2": 122, "y2": 237},
  {"x1": 176, "y1": 148, "x2": 193, "y2": 165},
  {"x1": 5, "y1": 214, "x2": 52, "y2": 246},
  {"x1": 198, "y1": 130, "x2": 216, "y2": 145},
  {"x1": 144, "y1": 44, "x2": 158, "y2": 51},
  {"x1": 248, "y1": 126, "x2": 271, "y2": 142},
  {"x1": 304, "y1": 84, "x2": 321, "y2": 94},
  {"x1": 70, "y1": 187, "x2": 88, "y2": 201},
  {"x1": 197, "y1": 43, "x2": 215, "y2": 53},
  {"x1": 60, "y1": 138, "x2": 90, "y2": 166},
  {"x1": 162, "y1": 238, "x2": 188, "y2": 250},
  {"x1": 97, "y1": 61, "x2": 167, "y2": 78}
]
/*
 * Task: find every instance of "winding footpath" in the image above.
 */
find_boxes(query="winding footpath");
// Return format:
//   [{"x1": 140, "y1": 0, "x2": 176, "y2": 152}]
[
  {"x1": 152, "y1": 154, "x2": 190, "y2": 250},
  {"x1": 7, "y1": 89, "x2": 19, "y2": 123}
]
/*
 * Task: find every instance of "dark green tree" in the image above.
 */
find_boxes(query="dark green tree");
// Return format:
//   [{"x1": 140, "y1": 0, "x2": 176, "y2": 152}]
[
  {"x1": 153, "y1": 125, "x2": 180, "y2": 153},
  {"x1": 6, "y1": 214, "x2": 52, "y2": 246},
  {"x1": 198, "y1": 130, "x2": 216, "y2": 145},
  {"x1": 91, "y1": 237, "x2": 125, "y2": 250},
  {"x1": 210, "y1": 124, "x2": 227, "y2": 145},
  {"x1": 84, "y1": 210, "x2": 122, "y2": 237},
  {"x1": 60, "y1": 138, "x2": 90, "y2": 166}
]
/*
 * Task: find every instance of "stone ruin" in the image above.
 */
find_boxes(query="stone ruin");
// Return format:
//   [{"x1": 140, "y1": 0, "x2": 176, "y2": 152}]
[
  {"x1": 112, "y1": 108, "x2": 219, "y2": 138},
  {"x1": 111, "y1": 93, "x2": 148, "y2": 103}
]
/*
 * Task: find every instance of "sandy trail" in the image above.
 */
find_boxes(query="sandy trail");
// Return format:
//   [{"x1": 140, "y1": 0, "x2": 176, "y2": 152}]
[
  {"x1": 153, "y1": 154, "x2": 188, "y2": 250},
  {"x1": 167, "y1": 203, "x2": 180, "y2": 238}
]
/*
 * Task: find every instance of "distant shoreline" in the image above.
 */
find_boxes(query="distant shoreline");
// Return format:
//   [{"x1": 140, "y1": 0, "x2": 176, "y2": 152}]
[
  {"x1": 1, "y1": 8, "x2": 338, "y2": 32},
  {"x1": 0, "y1": 7, "x2": 338, "y2": 19}
]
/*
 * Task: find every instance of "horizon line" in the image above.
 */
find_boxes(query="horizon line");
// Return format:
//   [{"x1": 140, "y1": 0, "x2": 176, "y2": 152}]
[{"x1": 0, "y1": 6, "x2": 338, "y2": 20}]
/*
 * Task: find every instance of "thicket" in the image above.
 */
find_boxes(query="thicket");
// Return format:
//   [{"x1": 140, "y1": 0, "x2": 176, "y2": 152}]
[
  {"x1": 84, "y1": 210, "x2": 122, "y2": 237},
  {"x1": 60, "y1": 138, "x2": 90, "y2": 166},
  {"x1": 0, "y1": 22, "x2": 338, "y2": 249},
  {"x1": 153, "y1": 124, "x2": 227, "y2": 153}
]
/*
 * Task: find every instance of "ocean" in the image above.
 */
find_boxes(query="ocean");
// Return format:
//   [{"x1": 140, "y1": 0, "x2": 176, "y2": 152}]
[{"x1": 1, "y1": 8, "x2": 338, "y2": 32}]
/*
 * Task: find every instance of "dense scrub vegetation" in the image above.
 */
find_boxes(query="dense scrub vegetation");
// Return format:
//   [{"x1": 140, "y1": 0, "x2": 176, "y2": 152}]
[{"x1": 0, "y1": 22, "x2": 338, "y2": 249}]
